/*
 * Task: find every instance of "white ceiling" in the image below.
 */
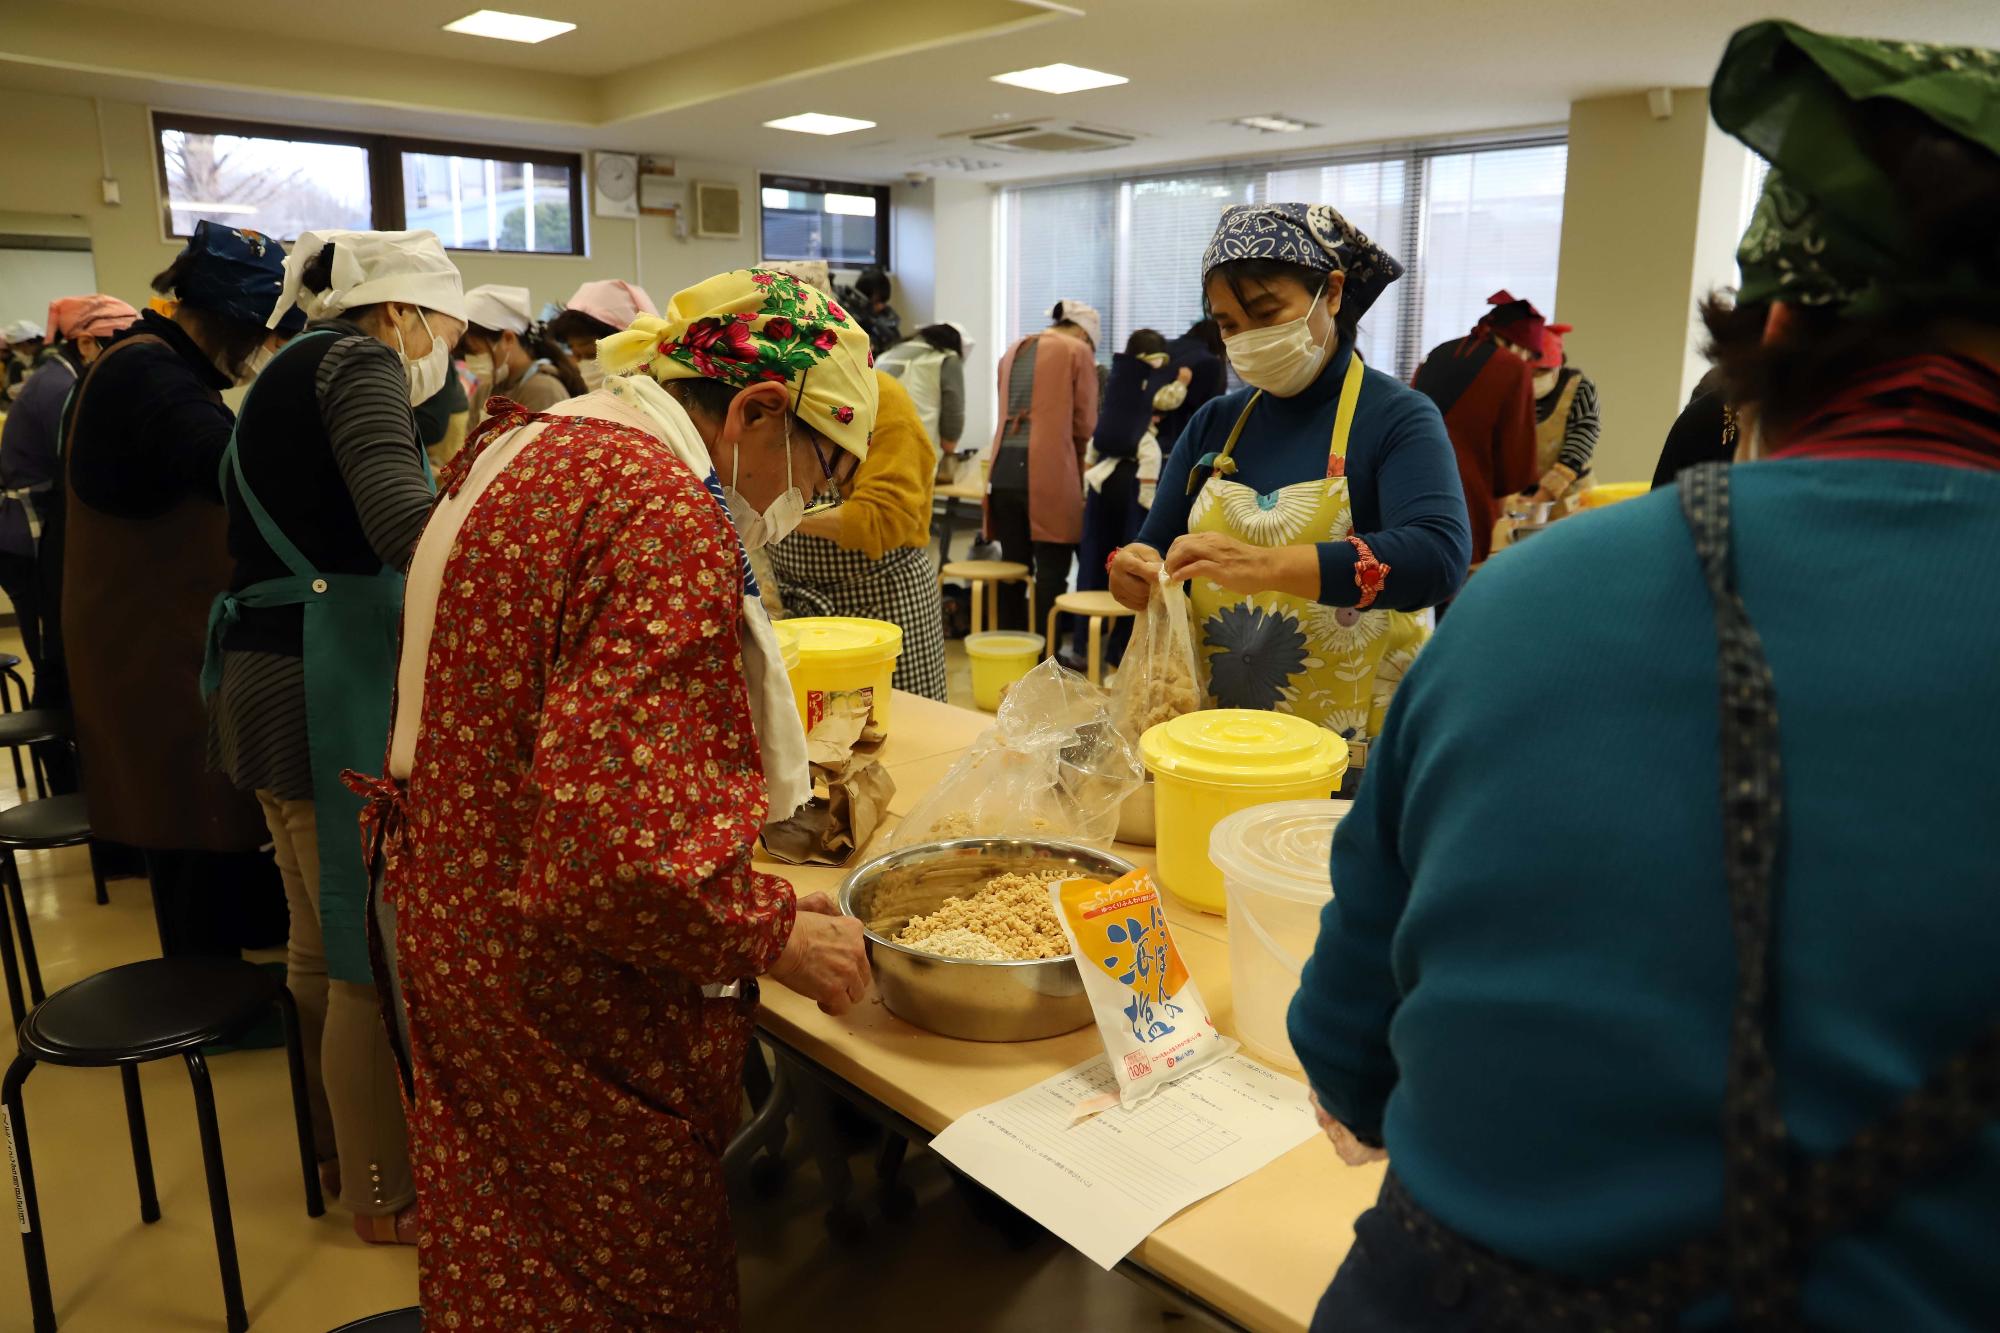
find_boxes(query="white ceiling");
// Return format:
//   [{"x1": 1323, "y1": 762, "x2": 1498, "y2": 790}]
[
  {"x1": 72, "y1": 0, "x2": 851, "y2": 76},
  {"x1": 10, "y1": 0, "x2": 2000, "y2": 185}
]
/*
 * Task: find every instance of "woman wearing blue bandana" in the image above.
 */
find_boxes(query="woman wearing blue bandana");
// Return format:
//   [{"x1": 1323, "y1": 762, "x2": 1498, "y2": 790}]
[
  {"x1": 1111, "y1": 203, "x2": 1470, "y2": 757},
  {"x1": 59, "y1": 220, "x2": 301, "y2": 962}
]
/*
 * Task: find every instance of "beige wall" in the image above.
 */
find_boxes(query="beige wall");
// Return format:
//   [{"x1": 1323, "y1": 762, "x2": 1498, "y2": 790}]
[
  {"x1": 928, "y1": 179, "x2": 997, "y2": 449},
  {"x1": 0, "y1": 89, "x2": 771, "y2": 320},
  {"x1": 1554, "y1": 87, "x2": 1747, "y2": 483}
]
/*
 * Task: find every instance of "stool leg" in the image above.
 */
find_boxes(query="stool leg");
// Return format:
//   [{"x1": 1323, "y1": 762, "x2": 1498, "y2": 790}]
[
  {"x1": 28, "y1": 744, "x2": 45, "y2": 801},
  {"x1": 0, "y1": 872, "x2": 24, "y2": 1032},
  {"x1": 4, "y1": 851, "x2": 44, "y2": 1004},
  {"x1": 970, "y1": 580, "x2": 985, "y2": 638},
  {"x1": 85, "y1": 843, "x2": 106, "y2": 908},
  {"x1": 5, "y1": 744, "x2": 20, "y2": 796},
  {"x1": 4, "y1": 1055, "x2": 56, "y2": 1333},
  {"x1": 121, "y1": 1064, "x2": 160, "y2": 1224},
  {"x1": 182, "y1": 1051, "x2": 249, "y2": 1333},
  {"x1": 1087, "y1": 616, "x2": 1105, "y2": 686},
  {"x1": 1045, "y1": 604, "x2": 1060, "y2": 661},
  {"x1": 276, "y1": 988, "x2": 324, "y2": 1218}
]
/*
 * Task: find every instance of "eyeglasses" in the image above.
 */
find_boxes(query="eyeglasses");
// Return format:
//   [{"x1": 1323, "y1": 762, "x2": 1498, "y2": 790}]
[{"x1": 793, "y1": 368, "x2": 851, "y2": 514}]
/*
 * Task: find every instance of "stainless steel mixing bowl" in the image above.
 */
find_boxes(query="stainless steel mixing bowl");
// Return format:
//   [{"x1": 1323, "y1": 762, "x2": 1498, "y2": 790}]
[{"x1": 839, "y1": 838, "x2": 1138, "y2": 1042}]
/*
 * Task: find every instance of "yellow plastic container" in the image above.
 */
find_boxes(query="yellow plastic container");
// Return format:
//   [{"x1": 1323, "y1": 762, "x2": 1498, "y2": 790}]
[
  {"x1": 1139, "y1": 709, "x2": 1348, "y2": 915},
  {"x1": 771, "y1": 617, "x2": 903, "y2": 735},
  {"x1": 964, "y1": 631, "x2": 1045, "y2": 711},
  {"x1": 1578, "y1": 480, "x2": 1649, "y2": 509}
]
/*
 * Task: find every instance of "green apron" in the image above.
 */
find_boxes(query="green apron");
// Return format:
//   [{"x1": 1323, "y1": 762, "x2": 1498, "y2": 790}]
[{"x1": 202, "y1": 333, "x2": 426, "y2": 982}]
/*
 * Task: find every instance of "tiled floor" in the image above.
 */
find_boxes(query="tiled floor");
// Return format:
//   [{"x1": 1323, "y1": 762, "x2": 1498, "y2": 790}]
[{"x1": 0, "y1": 625, "x2": 1179, "y2": 1331}]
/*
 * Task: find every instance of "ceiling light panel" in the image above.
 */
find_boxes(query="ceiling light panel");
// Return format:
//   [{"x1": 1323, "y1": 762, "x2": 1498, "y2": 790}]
[
  {"x1": 442, "y1": 9, "x2": 576, "y2": 43},
  {"x1": 763, "y1": 112, "x2": 878, "y2": 136},
  {"x1": 990, "y1": 63, "x2": 1128, "y2": 95},
  {"x1": 1233, "y1": 115, "x2": 1316, "y2": 133}
]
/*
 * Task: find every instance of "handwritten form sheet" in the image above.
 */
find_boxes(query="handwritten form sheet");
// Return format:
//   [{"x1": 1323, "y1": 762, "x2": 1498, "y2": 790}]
[{"x1": 929, "y1": 1053, "x2": 1321, "y2": 1268}]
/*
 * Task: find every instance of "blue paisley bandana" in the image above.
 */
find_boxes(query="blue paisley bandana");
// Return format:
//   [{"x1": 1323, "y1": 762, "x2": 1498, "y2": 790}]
[{"x1": 1200, "y1": 203, "x2": 1405, "y2": 319}]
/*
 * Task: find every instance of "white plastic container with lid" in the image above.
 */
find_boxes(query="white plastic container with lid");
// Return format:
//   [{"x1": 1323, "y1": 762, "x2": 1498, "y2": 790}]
[{"x1": 1208, "y1": 799, "x2": 1349, "y2": 1070}]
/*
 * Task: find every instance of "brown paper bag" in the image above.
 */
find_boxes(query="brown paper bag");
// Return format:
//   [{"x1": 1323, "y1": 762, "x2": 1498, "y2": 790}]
[{"x1": 760, "y1": 695, "x2": 896, "y2": 866}]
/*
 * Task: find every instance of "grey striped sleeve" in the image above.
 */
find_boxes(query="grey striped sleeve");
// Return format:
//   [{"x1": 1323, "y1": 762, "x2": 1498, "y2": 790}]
[
  {"x1": 316, "y1": 334, "x2": 436, "y2": 570},
  {"x1": 1559, "y1": 374, "x2": 1600, "y2": 475}
]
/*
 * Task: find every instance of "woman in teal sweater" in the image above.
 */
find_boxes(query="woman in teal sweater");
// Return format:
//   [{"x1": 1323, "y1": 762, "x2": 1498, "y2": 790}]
[{"x1": 1289, "y1": 23, "x2": 2000, "y2": 1331}]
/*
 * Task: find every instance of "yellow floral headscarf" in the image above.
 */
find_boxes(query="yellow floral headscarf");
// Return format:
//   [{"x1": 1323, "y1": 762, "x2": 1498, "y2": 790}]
[{"x1": 597, "y1": 268, "x2": 877, "y2": 459}]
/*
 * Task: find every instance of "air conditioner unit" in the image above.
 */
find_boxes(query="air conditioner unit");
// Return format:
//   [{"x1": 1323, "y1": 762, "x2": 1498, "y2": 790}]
[
  {"x1": 694, "y1": 181, "x2": 742, "y2": 239},
  {"x1": 966, "y1": 123, "x2": 1135, "y2": 153}
]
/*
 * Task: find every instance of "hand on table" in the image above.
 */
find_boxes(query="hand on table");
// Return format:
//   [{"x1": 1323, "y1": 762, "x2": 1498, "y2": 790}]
[
  {"x1": 770, "y1": 895, "x2": 870, "y2": 1015},
  {"x1": 1109, "y1": 542, "x2": 1163, "y2": 611},
  {"x1": 1311, "y1": 1091, "x2": 1388, "y2": 1167}
]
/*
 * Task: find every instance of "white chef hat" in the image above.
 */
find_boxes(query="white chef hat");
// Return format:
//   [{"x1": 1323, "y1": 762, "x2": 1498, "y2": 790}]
[
  {"x1": 269, "y1": 229, "x2": 466, "y2": 330},
  {"x1": 2, "y1": 319, "x2": 43, "y2": 345},
  {"x1": 463, "y1": 284, "x2": 535, "y2": 335}
]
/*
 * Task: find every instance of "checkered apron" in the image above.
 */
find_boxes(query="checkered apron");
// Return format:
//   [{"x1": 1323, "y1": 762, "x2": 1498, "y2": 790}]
[{"x1": 765, "y1": 533, "x2": 950, "y2": 701}]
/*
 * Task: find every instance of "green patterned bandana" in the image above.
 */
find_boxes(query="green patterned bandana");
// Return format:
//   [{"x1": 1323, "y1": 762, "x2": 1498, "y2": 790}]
[{"x1": 1712, "y1": 21, "x2": 2000, "y2": 312}]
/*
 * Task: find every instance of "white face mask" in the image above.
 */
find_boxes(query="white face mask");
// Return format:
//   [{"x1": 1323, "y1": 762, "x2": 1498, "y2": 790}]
[
  {"x1": 461, "y1": 350, "x2": 495, "y2": 383},
  {"x1": 1223, "y1": 284, "x2": 1334, "y2": 398},
  {"x1": 721, "y1": 416, "x2": 810, "y2": 551},
  {"x1": 579, "y1": 358, "x2": 606, "y2": 391},
  {"x1": 1533, "y1": 367, "x2": 1560, "y2": 398},
  {"x1": 394, "y1": 310, "x2": 451, "y2": 406},
  {"x1": 231, "y1": 344, "x2": 277, "y2": 388}
]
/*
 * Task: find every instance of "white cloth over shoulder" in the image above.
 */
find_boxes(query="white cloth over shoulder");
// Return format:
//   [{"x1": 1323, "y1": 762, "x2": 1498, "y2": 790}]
[
  {"x1": 270, "y1": 229, "x2": 466, "y2": 328},
  {"x1": 607, "y1": 375, "x2": 812, "y2": 824}
]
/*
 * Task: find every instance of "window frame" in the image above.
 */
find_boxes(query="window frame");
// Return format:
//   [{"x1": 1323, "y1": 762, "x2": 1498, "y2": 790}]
[
  {"x1": 995, "y1": 129, "x2": 1567, "y2": 381},
  {"x1": 151, "y1": 111, "x2": 587, "y2": 257},
  {"x1": 757, "y1": 172, "x2": 892, "y2": 271}
]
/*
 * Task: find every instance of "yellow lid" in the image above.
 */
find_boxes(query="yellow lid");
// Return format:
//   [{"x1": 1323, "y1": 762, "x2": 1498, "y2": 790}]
[
  {"x1": 1140, "y1": 708, "x2": 1348, "y2": 786},
  {"x1": 773, "y1": 616, "x2": 903, "y2": 666}
]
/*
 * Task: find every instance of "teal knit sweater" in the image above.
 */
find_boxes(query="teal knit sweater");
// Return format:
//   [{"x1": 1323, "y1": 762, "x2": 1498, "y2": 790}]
[{"x1": 1288, "y1": 459, "x2": 2000, "y2": 1330}]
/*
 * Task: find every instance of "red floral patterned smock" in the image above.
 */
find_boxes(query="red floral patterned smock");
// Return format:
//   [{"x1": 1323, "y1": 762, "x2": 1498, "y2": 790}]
[{"x1": 371, "y1": 403, "x2": 795, "y2": 1330}]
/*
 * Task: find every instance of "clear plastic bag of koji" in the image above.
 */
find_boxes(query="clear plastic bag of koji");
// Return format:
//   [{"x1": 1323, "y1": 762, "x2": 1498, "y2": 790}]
[
  {"x1": 1108, "y1": 570, "x2": 1203, "y2": 750},
  {"x1": 894, "y1": 658, "x2": 1145, "y2": 848}
]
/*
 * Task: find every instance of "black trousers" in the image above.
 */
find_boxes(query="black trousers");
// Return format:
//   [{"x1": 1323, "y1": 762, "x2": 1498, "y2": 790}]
[
  {"x1": 1309, "y1": 1195, "x2": 1511, "y2": 1332},
  {"x1": 144, "y1": 847, "x2": 290, "y2": 958},
  {"x1": 986, "y1": 487, "x2": 1075, "y2": 635},
  {"x1": 0, "y1": 550, "x2": 45, "y2": 680}
]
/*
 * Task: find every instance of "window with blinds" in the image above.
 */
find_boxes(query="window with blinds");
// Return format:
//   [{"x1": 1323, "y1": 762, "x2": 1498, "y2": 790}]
[{"x1": 997, "y1": 133, "x2": 1567, "y2": 381}]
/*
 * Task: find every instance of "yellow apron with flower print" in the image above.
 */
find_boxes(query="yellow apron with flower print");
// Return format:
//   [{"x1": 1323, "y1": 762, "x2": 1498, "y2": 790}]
[{"x1": 1187, "y1": 353, "x2": 1428, "y2": 744}]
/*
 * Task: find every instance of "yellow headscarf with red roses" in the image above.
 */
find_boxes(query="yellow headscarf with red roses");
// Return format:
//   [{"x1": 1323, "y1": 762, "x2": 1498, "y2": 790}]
[{"x1": 596, "y1": 268, "x2": 877, "y2": 459}]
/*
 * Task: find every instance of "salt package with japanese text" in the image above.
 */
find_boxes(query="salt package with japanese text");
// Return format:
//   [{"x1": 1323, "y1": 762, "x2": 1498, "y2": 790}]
[{"x1": 1051, "y1": 869, "x2": 1235, "y2": 1110}]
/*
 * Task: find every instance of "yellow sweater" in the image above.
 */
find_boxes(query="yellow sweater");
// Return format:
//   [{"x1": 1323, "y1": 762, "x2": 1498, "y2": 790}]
[{"x1": 834, "y1": 370, "x2": 936, "y2": 558}]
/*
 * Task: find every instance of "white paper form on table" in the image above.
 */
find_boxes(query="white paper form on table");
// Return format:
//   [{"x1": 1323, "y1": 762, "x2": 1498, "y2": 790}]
[{"x1": 929, "y1": 1052, "x2": 1321, "y2": 1269}]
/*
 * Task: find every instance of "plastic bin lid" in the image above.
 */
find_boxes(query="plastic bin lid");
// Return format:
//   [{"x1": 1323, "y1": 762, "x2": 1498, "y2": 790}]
[
  {"x1": 772, "y1": 617, "x2": 903, "y2": 666},
  {"x1": 965, "y1": 631, "x2": 1045, "y2": 657},
  {"x1": 1209, "y1": 799, "x2": 1349, "y2": 905},
  {"x1": 1139, "y1": 708, "x2": 1347, "y2": 786}
]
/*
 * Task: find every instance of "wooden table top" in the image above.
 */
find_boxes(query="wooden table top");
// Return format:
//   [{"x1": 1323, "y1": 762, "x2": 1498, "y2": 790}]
[{"x1": 755, "y1": 691, "x2": 1380, "y2": 1332}]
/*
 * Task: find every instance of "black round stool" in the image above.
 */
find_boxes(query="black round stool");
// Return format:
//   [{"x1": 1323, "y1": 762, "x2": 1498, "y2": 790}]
[
  {"x1": 328, "y1": 1310, "x2": 423, "y2": 1332},
  {"x1": 0, "y1": 794, "x2": 109, "y2": 1028},
  {"x1": 0, "y1": 707, "x2": 67, "y2": 800},
  {"x1": 4, "y1": 957, "x2": 324, "y2": 1333}
]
